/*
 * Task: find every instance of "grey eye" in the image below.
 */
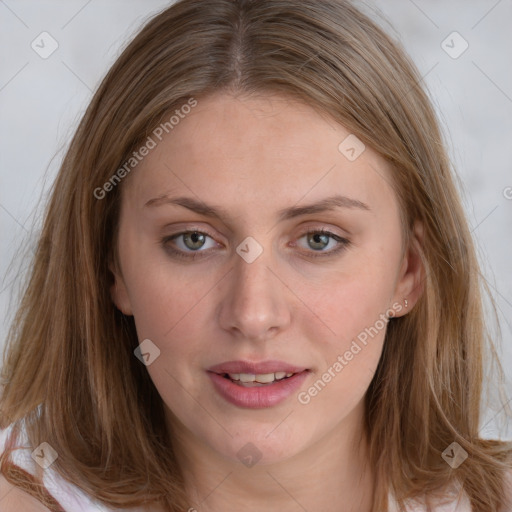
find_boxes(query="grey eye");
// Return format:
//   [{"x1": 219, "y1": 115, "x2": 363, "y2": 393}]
[
  {"x1": 182, "y1": 232, "x2": 207, "y2": 250},
  {"x1": 172, "y1": 231, "x2": 216, "y2": 252},
  {"x1": 306, "y1": 232, "x2": 331, "y2": 251}
]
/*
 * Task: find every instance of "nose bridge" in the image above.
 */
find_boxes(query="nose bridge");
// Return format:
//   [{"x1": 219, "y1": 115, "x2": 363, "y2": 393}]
[
  {"x1": 235, "y1": 246, "x2": 273, "y2": 297},
  {"x1": 218, "y1": 238, "x2": 291, "y2": 340}
]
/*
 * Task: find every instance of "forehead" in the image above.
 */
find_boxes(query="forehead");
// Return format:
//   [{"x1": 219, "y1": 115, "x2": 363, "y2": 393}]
[{"x1": 123, "y1": 92, "x2": 398, "y2": 220}]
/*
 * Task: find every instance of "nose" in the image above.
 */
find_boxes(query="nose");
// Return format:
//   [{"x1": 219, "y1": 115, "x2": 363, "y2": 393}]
[{"x1": 217, "y1": 244, "x2": 292, "y2": 342}]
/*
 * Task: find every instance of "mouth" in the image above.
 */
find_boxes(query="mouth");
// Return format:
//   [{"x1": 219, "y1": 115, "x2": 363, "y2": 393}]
[
  {"x1": 217, "y1": 371, "x2": 298, "y2": 387},
  {"x1": 207, "y1": 360, "x2": 310, "y2": 408},
  {"x1": 208, "y1": 360, "x2": 308, "y2": 375}
]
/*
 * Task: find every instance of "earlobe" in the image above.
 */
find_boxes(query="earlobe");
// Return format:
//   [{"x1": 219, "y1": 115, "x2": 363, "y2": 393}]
[
  {"x1": 393, "y1": 220, "x2": 425, "y2": 315},
  {"x1": 109, "y1": 261, "x2": 133, "y2": 316}
]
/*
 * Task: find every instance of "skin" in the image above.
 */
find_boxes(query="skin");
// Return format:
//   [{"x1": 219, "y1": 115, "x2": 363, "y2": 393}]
[{"x1": 110, "y1": 92, "x2": 424, "y2": 512}]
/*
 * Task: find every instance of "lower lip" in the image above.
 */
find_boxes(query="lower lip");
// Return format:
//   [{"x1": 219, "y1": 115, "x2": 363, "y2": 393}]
[{"x1": 208, "y1": 371, "x2": 309, "y2": 409}]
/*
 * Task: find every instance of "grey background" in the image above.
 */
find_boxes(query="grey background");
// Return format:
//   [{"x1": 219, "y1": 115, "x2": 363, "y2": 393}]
[{"x1": 1, "y1": 0, "x2": 511, "y2": 438}]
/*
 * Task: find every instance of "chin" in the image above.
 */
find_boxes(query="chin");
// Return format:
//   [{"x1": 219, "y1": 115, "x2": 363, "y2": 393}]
[{"x1": 207, "y1": 424, "x2": 312, "y2": 467}]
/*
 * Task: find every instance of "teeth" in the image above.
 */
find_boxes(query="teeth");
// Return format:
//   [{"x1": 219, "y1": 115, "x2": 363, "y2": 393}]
[
  {"x1": 255, "y1": 373, "x2": 275, "y2": 383},
  {"x1": 227, "y1": 372, "x2": 295, "y2": 383}
]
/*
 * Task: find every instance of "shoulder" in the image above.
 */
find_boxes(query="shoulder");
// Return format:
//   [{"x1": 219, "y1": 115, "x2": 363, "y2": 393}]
[
  {"x1": 0, "y1": 474, "x2": 52, "y2": 511},
  {"x1": 388, "y1": 482, "x2": 471, "y2": 511},
  {"x1": 389, "y1": 469, "x2": 512, "y2": 512},
  {"x1": 0, "y1": 422, "x2": 131, "y2": 512},
  {"x1": 0, "y1": 423, "x2": 56, "y2": 511}
]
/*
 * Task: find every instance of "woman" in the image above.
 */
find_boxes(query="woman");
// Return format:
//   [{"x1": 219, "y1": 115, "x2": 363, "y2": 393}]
[{"x1": 1, "y1": 0, "x2": 511, "y2": 510}]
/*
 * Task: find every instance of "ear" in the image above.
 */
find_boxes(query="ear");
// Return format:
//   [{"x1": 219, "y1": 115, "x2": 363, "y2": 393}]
[
  {"x1": 109, "y1": 258, "x2": 133, "y2": 316},
  {"x1": 392, "y1": 220, "x2": 424, "y2": 316}
]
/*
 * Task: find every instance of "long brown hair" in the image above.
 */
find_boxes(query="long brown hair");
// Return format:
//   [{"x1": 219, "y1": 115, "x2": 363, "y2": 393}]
[{"x1": 1, "y1": 1, "x2": 510, "y2": 510}]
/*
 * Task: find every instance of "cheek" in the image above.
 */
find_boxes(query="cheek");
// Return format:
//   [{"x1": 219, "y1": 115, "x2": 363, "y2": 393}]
[
  {"x1": 129, "y1": 276, "x2": 208, "y2": 339},
  {"x1": 312, "y1": 280, "x2": 388, "y2": 360},
  {"x1": 123, "y1": 256, "x2": 220, "y2": 389},
  {"x1": 297, "y1": 257, "x2": 396, "y2": 344},
  {"x1": 122, "y1": 234, "x2": 215, "y2": 342},
  {"x1": 292, "y1": 249, "x2": 397, "y2": 399},
  {"x1": 295, "y1": 276, "x2": 389, "y2": 414}
]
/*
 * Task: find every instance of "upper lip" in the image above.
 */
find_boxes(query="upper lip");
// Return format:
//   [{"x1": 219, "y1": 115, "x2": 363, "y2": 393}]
[{"x1": 208, "y1": 360, "x2": 309, "y2": 375}]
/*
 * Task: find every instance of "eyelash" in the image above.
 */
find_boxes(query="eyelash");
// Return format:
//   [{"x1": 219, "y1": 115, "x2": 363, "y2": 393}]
[{"x1": 161, "y1": 228, "x2": 351, "y2": 261}]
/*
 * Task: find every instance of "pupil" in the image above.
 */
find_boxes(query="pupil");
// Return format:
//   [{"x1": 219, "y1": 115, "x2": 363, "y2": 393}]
[
  {"x1": 186, "y1": 232, "x2": 205, "y2": 249},
  {"x1": 310, "y1": 233, "x2": 328, "y2": 250}
]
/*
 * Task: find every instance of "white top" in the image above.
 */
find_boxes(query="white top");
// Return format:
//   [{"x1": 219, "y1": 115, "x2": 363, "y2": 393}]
[{"x1": 0, "y1": 422, "x2": 475, "y2": 511}]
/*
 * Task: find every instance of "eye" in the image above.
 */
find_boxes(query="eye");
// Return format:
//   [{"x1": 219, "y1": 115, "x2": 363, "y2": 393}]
[
  {"x1": 162, "y1": 230, "x2": 219, "y2": 259},
  {"x1": 161, "y1": 227, "x2": 350, "y2": 261},
  {"x1": 295, "y1": 228, "x2": 350, "y2": 257}
]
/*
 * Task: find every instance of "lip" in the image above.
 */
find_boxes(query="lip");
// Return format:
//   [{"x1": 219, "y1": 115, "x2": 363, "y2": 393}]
[
  {"x1": 207, "y1": 360, "x2": 310, "y2": 409},
  {"x1": 208, "y1": 360, "x2": 308, "y2": 375}
]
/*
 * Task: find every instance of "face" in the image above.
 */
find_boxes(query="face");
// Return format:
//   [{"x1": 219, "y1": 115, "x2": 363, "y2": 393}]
[{"x1": 110, "y1": 92, "x2": 422, "y2": 466}]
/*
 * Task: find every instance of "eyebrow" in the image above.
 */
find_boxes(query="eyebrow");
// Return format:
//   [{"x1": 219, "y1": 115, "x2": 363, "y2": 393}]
[{"x1": 144, "y1": 193, "x2": 370, "y2": 221}]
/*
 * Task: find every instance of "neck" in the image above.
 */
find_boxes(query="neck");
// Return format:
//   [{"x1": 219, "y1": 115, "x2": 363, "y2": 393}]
[{"x1": 170, "y1": 404, "x2": 375, "y2": 512}]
